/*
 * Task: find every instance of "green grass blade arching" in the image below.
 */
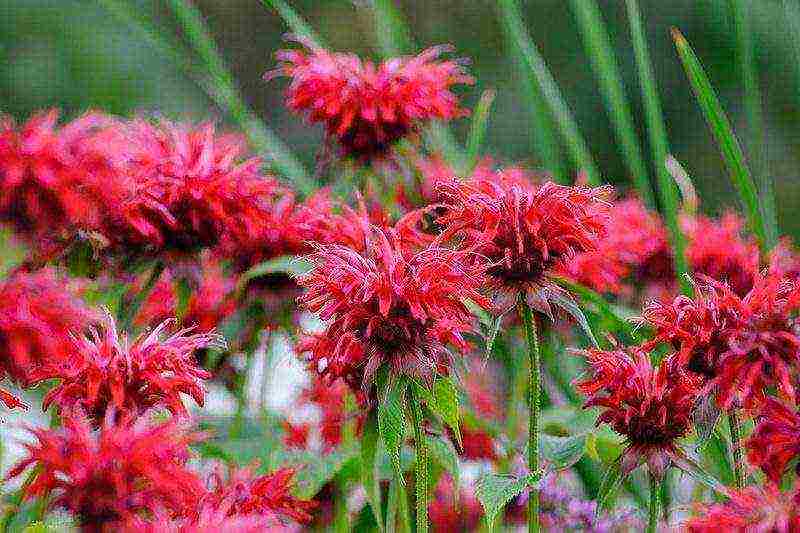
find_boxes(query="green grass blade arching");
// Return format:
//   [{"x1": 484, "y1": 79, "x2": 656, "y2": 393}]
[
  {"x1": 465, "y1": 89, "x2": 497, "y2": 172},
  {"x1": 497, "y1": 0, "x2": 601, "y2": 185},
  {"x1": 569, "y1": 0, "x2": 655, "y2": 207},
  {"x1": 624, "y1": 0, "x2": 691, "y2": 295},
  {"x1": 260, "y1": 0, "x2": 325, "y2": 47},
  {"x1": 672, "y1": 28, "x2": 771, "y2": 252}
]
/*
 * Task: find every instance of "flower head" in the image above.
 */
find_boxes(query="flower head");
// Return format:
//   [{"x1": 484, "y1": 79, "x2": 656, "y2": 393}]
[
  {"x1": 43, "y1": 312, "x2": 224, "y2": 421},
  {"x1": 684, "y1": 483, "x2": 800, "y2": 532},
  {"x1": 269, "y1": 40, "x2": 472, "y2": 158},
  {"x1": 746, "y1": 398, "x2": 800, "y2": 483},
  {"x1": 297, "y1": 227, "x2": 489, "y2": 389},
  {"x1": 642, "y1": 272, "x2": 800, "y2": 409},
  {"x1": 575, "y1": 347, "x2": 701, "y2": 478},
  {"x1": 7, "y1": 413, "x2": 204, "y2": 528}
]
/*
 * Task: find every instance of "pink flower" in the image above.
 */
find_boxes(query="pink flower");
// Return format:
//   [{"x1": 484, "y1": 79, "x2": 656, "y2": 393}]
[
  {"x1": 685, "y1": 483, "x2": 800, "y2": 532},
  {"x1": 746, "y1": 397, "x2": 800, "y2": 483}
]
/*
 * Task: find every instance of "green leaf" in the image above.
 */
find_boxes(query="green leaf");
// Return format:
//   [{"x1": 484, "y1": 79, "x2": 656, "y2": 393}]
[
  {"x1": 554, "y1": 277, "x2": 642, "y2": 343},
  {"x1": 361, "y1": 411, "x2": 384, "y2": 532},
  {"x1": 259, "y1": 0, "x2": 324, "y2": 47},
  {"x1": 379, "y1": 378, "x2": 408, "y2": 485},
  {"x1": 672, "y1": 28, "x2": 771, "y2": 252},
  {"x1": 426, "y1": 434, "x2": 460, "y2": 491},
  {"x1": 431, "y1": 377, "x2": 462, "y2": 448},
  {"x1": 475, "y1": 471, "x2": 541, "y2": 527},
  {"x1": 540, "y1": 433, "x2": 587, "y2": 471},
  {"x1": 545, "y1": 286, "x2": 599, "y2": 348},
  {"x1": 693, "y1": 393, "x2": 722, "y2": 449},
  {"x1": 175, "y1": 277, "x2": 192, "y2": 324},
  {"x1": 596, "y1": 455, "x2": 625, "y2": 513},
  {"x1": 671, "y1": 449, "x2": 731, "y2": 498},
  {"x1": 236, "y1": 256, "x2": 311, "y2": 295},
  {"x1": 466, "y1": 89, "x2": 496, "y2": 173}
]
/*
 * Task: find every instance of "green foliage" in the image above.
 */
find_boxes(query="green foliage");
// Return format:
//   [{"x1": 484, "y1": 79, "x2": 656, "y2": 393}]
[
  {"x1": 379, "y1": 376, "x2": 409, "y2": 485},
  {"x1": 540, "y1": 433, "x2": 588, "y2": 471},
  {"x1": 466, "y1": 89, "x2": 496, "y2": 173},
  {"x1": 475, "y1": 471, "x2": 542, "y2": 527}
]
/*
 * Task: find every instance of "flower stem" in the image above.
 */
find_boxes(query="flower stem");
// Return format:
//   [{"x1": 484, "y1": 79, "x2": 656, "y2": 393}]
[
  {"x1": 648, "y1": 471, "x2": 660, "y2": 533},
  {"x1": 120, "y1": 260, "x2": 165, "y2": 332},
  {"x1": 518, "y1": 293, "x2": 540, "y2": 533},
  {"x1": 728, "y1": 410, "x2": 745, "y2": 488},
  {"x1": 410, "y1": 393, "x2": 428, "y2": 533}
]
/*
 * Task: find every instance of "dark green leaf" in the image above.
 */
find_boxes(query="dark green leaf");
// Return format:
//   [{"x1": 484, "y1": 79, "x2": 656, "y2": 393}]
[
  {"x1": 361, "y1": 411, "x2": 384, "y2": 532},
  {"x1": 379, "y1": 378, "x2": 408, "y2": 484},
  {"x1": 466, "y1": 89, "x2": 496, "y2": 172},
  {"x1": 236, "y1": 256, "x2": 311, "y2": 295},
  {"x1": 475, "y1": 471, "x2": 542, "y2": 527}
]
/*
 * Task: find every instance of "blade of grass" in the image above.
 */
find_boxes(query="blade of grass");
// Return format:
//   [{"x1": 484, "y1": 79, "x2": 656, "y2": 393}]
[
  {"x1": 672, "y1": 28, "x2": 771, "y2": 253},
  {"x1": 729, "y1": 0, "x2": 778, "y2": 246},
  {"x1": 569, "y1": 0, "x2": 655, "y2": 207},
  {"x1": 783, "y1": 0, "x2": 800, "y2": 97},
  {"x1": 496, "y1": 0, "x2": 601, "y2": 186},
  {"x1": 465, "y1": 89, "x2": 496, "y2": 172},
  {"x1": 624, "y1": 0, "x2": 691, "y2": 295},
  {"x1": 106, "y1": 0, "x2": 312, "y2": 194},
  {"x1": 260, "y1": 0, "x2": 324, "y2": 46}
]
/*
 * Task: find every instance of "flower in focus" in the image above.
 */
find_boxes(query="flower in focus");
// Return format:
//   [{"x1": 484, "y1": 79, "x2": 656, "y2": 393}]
[
  {"x1": 437, "y1": 176, "x2": 610, "y2": 310},
  {"x1": 642, "y1": 272, "x2": 800, "y2": 409},
  {"x1": 297, "y1": 226, "x2": 489, "y2": 389},
  {"x1": 746, "y1": 397, "x2": 800, "y2": 483},
  {"x1": 42, "y1": 311, "x2": 225, "y2": 421},
  {"x1": 684, "y1": 483, "x2": 800, "y2": 532},
  {"x1": 268, "y1": 39, "x2": 472, "y2": 158},
  {"x1": 428, "y1": 475, "x2": 483, "y2": 533},
  {"x1": 575, "y1": 347, "x2": 701, "y2": 478},
  {"x1": 7, "y1": 413, "x2": 204, "y2": 528}
]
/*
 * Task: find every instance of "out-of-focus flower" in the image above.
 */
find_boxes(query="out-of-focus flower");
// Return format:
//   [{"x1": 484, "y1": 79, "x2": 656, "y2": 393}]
[
  {"x1": 746, "y1": 398, "x2": 800, "y2": 483},
  {"x1": 428, "y1": 475, "x2": 483, "y2": 533},
  {"x1": 769, "y1": 238, "x2": 800, "y2": 281},
  {"x1": 437, "y1": 176, "x2": 610, "y2": 310},
  {"x1": 297, "y1": 227, "x2": 489, "y2": 389},
  {"x1": 575, "y1": 347, "x2": 701, "y2": 479},
  {"x1": 684, "y1": 483, "x2": 800, "y2": 532},
  {"x1": 642, "y1": 272, "x2": 800, "y2": 409},
  {"x1": 7, "y1": 413, "x2": 205, "y2": 529},
  {"x1": 0, "y1": 269, "x2": 96, "y2": 406},
  {"x1": 268, "y1": 40, "x2": 472, "y2": 158},
  {"x1": 42, "y1": 312, "x2": 224, "y2": 421}
]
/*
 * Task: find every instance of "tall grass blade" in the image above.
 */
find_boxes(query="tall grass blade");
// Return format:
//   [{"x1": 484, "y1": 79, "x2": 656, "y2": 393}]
[
  {"x1": 260, "y1": 0, "x2": 324, "y2": 47},
  {"x1": 729, "y1": 0, "x2": 777, "y2": 246},
  {"x1": 569, "y1": 0, "x2": 655, "y2": 207},
  {"x1": 496, "y1": 0, "x2": 601, "y2": 186},
  {"x1": 624, "y1": 0, "x2": 691, "y2": 295},
  {"x1": 672, "y1": 28, "x2": 770, "y2": 252},
  {"x1": 466, "y1": 89, "x2": 496, "y2": 173},
  {"x1": 783, "y1": 0, "x2": 800, "y2": 97}
]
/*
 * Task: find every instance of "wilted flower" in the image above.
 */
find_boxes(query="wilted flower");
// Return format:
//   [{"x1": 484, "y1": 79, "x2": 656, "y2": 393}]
[
  {"x1": 746, "y1": 397, "x2": 800, "y2": 483},
  {"x1": 684, "y1": 483, "x2": 800, "y2": 532},
  {"x1": 575, "y1": 347, "x2": 701, "y2": 479},
  {"x1": 297, "y1": 226, "x2": 489, "y2": 389},
  {"x1": 42, "y1": 312, "x2": 224, "y2": 421},
  {"x1": 268, "y1": 39, "x2": 472, "y2": 158},
  {"x1": 7, "y1": 413, "x2": 205, "y2": 530}
]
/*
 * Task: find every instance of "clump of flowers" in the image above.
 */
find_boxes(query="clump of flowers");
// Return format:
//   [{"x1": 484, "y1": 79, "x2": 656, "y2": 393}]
[
  {"x1": 575, "y1": 346, "x2": 701, "y2": 478},
  {"x1": 746, "y1": 398, "x2": 800, "y2": 483},
  {"x1": 7, "y1": 413, "x2": 205, "y2": 529},
  {"x1": 268, "y1": 39, "x2": 472, "y2": 158},
  {"x1": 42, "y1": 311, "x2": 225, "y2": 421},
  {"x1": 684, "y1": 483, "x2": 800, "y2": 532},
  {"x1": 297, "y1": 226, "x2": 489, "y2": 389}
]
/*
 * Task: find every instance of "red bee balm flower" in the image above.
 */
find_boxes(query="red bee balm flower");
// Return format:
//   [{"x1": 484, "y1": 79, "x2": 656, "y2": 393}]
[
  {"x1": 575, "y1": 347, "x2": 701, "y2": 478},
  {"x1": 746, "y1": 398, "x2": 800, "y2": 483},
  {"x1": 0, "y1": 269, "x2": 97, "y2": 406},
  {"x1": 642, "y1": 272, "x2": 800, "y2": 409},
  {"x1": 437, "y1": 177, "x2": 610, "y2": 308},
  {"x1": 42, "y1": 312, "x2": 224, "y2": 421},
  {"x1": 7, "y1": 413, "x2": 205, "y2": 529},
  {"x1": 297, "y1": 227, "x2": 489, "y2": 389},
  {"x1": 269, "y1": 40, "x2": 472, "y2": 157},
  {"x1": 684, "y1": 483, "x2": 800, "y2": 532}
]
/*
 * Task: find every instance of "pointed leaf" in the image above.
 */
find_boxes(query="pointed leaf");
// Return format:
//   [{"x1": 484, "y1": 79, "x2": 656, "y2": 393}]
[
  {"x1": 475, "y1": 471, "x2": 542, "y2": 527},
  {"x1": 426, "y1": 434, "x2": 460, "y2": 491},
  {"x1": 693, "y1": 393, "x2": 722, "y2": 449},
  {"x1": 379, "y1": 378, "x2": 408, "y2": 485},
  {"x1": 432, "y1": 377, "x2": 461, "y2": 448},
  {"x1": 361, "y1": 411, "x2": 384, "y2": 532},
  {"x1": 546, "y1": 286, "x2": 599, "y2": 347},
  {"x1": 671, "y1": 449, "x2": 732, "y2": 498},
  {"x1": 540, "y1": 433, "x2": 587, "y2": 471},
  {"x1": 466, "y1": 89, "x2": 497, "y2": 172},
  {"x1": 596, "y1": 455, "x2": 625, "y2": 514},
  {"x1": 237, "y1": 255, "x2": 311, "y2": 295}
]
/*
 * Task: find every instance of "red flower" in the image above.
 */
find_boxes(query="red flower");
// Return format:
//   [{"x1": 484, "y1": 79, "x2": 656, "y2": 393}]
[
  {"x1": 436, "y1": 176, "x2": 610, "y2": 308},
  {"x1": 42, "y1": 312, "x2": 224, "y2": 421},
  {"x1": 642, "y1": 272, "x2": 800, "y2": 409},
  {"x1": 297, "y1": 227, "x2": 489, "y2": 389},
  {"x1": 268, "y1": 40, "x2": 472, "y2": 158},
  {"x1": 287, "y1": 377, "x2": 365, "y2": 452},
  {"x1": 428, "y1": 475, "x2": 483, "y2": 533},
  {"x1": 746, "y1": 397, "x2": 800, "y2": 483},
  {"x1": 0, "y1": 269, "x2": 96, "y2": 400},
  {"x1": 575, "y1": 347, "x2": 701, "y2": 478},
  {"x1": 460, "y1": 426, "x2": 498, "y2": 461},
  {"x1": 684, "y1": 483, "x2": 800, "y2": 532},
  {"x1": 7, "y1": 413, "x2": 205, "y2": 529}
]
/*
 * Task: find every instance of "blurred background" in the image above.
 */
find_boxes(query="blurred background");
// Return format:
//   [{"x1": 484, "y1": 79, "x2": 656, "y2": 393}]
[{"x1": 2, "y1": 0, "x2": 799, "y2": 233}]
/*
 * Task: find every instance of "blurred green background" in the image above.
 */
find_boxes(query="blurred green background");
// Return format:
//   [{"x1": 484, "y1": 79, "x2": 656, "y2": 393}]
[{"x1": 2, "y1": 0, "x2": 799, "y2": 234}]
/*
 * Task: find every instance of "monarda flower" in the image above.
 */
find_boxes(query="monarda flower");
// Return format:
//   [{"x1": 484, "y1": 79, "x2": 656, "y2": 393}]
[
  {"x1": 684, "y1": 483, "x2": 800, "y2": 532},
  {"x1": 746, "y1": 398, "x2": 800, "y2": 483},
  {"x1": 268, "y1": 40, "x2": 472, "y2": 158},
  {"x1": 42, "y1": 312, "x2": 224, "y2": 421},
  {"x1": 575, "y1": 347, "x2": 701, "y2": 478},
  {"x1": 437, "y1": 176, "x2": 610, "y2": 310},
  {"x1": 642, "y1": 272, "x2": 800, "y2": 409},
  {"x1": 7, "y1": 413, "x2": 205, "y2": 530},
  {"x1": 297, "y1": 227, "x2": 489, "y2": 389},
  {"x1": 0, "y1": 269, "x2": 97, "y2": 406}
]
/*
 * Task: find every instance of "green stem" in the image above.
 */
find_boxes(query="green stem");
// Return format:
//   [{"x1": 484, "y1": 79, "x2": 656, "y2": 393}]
[
  {"x1": 518, "y1": 294, "x2": 540, "y2": 533},
  {"x1": 120, "y1": 260, "x2": 165, "y2": 332},
  {"x1": 333, "y1": 474, "x2": 349, "y2": 533},
  {"x1": 410, "y1": 394, "x2": 428, "y2": 533},
  {"x1": 728, "y1": 410, "x2": 745, "y2": 488},
  {"x1": 648, "y1": 471, "x2": 660, "y2": 533}
]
